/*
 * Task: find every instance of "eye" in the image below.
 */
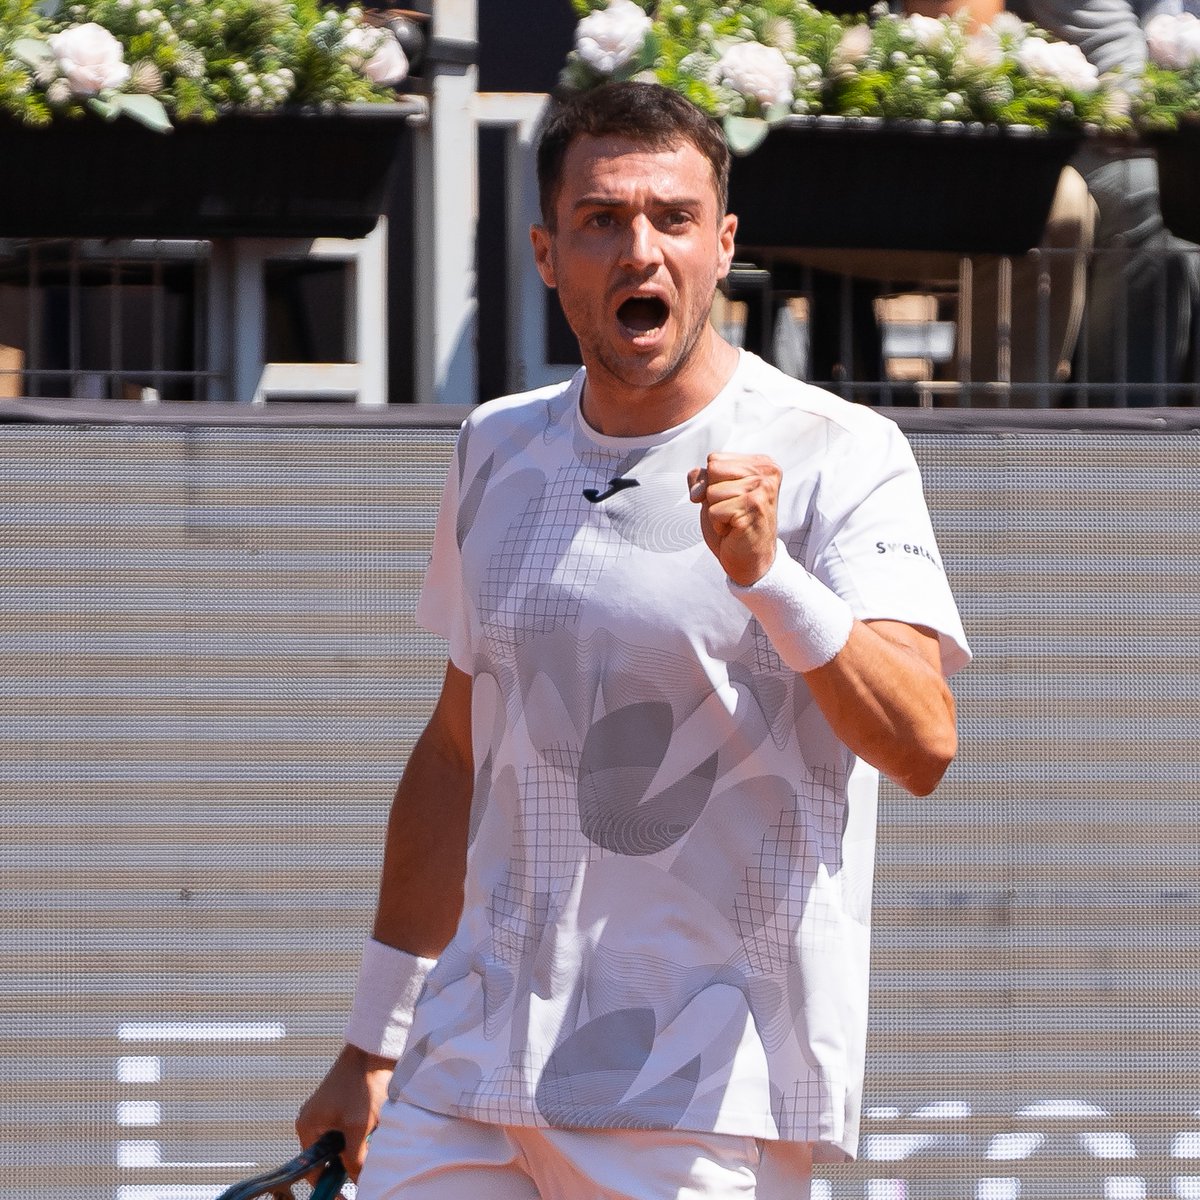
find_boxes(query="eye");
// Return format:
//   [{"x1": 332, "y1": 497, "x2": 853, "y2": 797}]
[
  {"x1": 587, "y1": 211, "x2": 615, "y2": 229},
  {"x1": 662, "y1": 210, "x2": 693, "y2": 230}
]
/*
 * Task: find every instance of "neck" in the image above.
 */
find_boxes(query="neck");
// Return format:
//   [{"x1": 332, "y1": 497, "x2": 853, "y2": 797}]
[{"x1": 580, "y1": 329, "x2": 740, "y2": 438}]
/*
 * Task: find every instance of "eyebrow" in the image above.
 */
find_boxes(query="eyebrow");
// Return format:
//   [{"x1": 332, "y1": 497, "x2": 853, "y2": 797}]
[{"x1": 571, "y1": 194, "x2": 704, "y2": 212}]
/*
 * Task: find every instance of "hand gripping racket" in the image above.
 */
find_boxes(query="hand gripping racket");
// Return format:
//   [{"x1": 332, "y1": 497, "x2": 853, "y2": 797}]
[{"x1": 215, "y1": 1130, "x2": 347, "y2": 1200}]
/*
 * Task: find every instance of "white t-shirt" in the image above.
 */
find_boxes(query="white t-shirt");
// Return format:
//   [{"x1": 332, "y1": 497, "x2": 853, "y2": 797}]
[{"x1": 398, "y1": 352, "x2": 970, "y2": 1160}]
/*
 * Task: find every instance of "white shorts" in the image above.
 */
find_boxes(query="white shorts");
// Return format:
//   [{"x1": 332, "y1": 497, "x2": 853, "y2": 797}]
[{"x1": 357, "y1": 1097, "x2": 813, "y2": 1200}]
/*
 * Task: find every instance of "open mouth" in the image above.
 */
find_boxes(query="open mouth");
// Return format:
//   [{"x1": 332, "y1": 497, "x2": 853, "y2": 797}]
[{"x1": 617, "y1": 296, "x2": 669, "y2": 335}]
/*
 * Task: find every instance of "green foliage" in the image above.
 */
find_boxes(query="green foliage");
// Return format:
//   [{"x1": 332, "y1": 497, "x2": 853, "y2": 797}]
[
  {"x1": 1139, "y1": 62, "x2": 1200, "y2": 130},
  {"x1": 0, "y1": 0, "x2": 405, "y2": 129},
  {"x1": 560, "y1": 0, "x2": 1142, "y2": 141}
]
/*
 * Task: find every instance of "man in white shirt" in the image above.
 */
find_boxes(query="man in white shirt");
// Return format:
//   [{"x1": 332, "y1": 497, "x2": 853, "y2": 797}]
[{"x1": 297, "y1": 81, "x2": 970, "y2": 1200}]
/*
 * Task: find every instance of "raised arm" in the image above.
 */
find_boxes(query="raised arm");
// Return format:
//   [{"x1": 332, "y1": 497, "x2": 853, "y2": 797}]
[
  {"x1": 803, "y1": 617, "x2": 956, "y2": 796},
  {"x1": 295, "y1": 661, "x2": 474, "y2": 1179},
  {"x1": 689, "y1": 452, "x2": 957, "y2": 797}
]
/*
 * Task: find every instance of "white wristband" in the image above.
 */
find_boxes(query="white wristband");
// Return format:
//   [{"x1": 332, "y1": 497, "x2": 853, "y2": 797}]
[
  {"x1": 728, "y1": 542, "x2": 854, "y2": 674},
  {"x1": 344, "y1": 937, "x2": 437, "y2": 1060}
]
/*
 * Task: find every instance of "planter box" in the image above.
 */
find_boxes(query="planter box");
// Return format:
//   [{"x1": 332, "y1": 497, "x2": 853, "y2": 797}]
[
  {"x1": 1151, "y1": 121, "x2": 1200, "y2": 245},
  {"x1": 728, "y1": 116, "x2": 1082, "y2": 256},
  {"x1": 0, "y1": 101, "x2": 421, "y2": 240}
]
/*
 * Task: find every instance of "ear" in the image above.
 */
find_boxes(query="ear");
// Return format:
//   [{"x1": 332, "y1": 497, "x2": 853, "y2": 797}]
[
  {"x1": 530, "y1": 224, "x2": 557, "y2": 288},
  {"x1": 715, "y1": 212, "x2": 738, "y2": 281}
]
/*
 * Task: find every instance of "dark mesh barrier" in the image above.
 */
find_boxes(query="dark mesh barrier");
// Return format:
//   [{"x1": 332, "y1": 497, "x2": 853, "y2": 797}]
[{"x1": 2, "y1": 413, "x2": 1197, "y2": 1199}]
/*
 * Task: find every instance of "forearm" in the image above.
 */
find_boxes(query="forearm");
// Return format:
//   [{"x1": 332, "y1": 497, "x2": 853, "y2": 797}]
[
  {"x1": 691, "y1": 455, "x2": 959, "y2": 796},
  {"x1": 805, "y1": 619, "x2": 957, "y2": 797},
  {"x1": 372, "y1": 664, "x2": 474, "y2": 957},
  {"x1": 298, "y1": 663, "x2": 473, "y2": 1168},
  {"x1": 728, "y1": 548, "x2": 956, "y2": 796}
]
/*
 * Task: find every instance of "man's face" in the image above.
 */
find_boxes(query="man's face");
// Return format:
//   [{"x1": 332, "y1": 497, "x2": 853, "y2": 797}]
[{"x1": 531, "y1": 134, "x2": 736, "y2": 398}]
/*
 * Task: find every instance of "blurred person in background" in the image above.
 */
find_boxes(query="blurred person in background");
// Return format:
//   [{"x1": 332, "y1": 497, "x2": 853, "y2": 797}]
[{"x1": 1010, "y1": 0, "x2": 1200, "y2": 402}]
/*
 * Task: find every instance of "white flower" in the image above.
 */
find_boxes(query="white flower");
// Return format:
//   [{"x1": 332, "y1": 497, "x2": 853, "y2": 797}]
[
  {"x1": 575, "y1": 0, "x2": 652, "y2": 75},
  {"x1": 1104, "y1": 84, "x2": 1133, "y2": 119},
  {"x1": 903, "y1": 13, "x2": 954, "y2": 52},
  {"x1": 717, "y1": 40, "x2": 795, "y2": 107},
  {"x1": 1145, "y1": 13, "x2": 1200, "y2": 70},
  {"x1": 832, "y1": 23, "x2": 872, "y2": 69},
  {"x1": 677, "y1": 49, "x2": 720, "y2": 85},
  {"x1": 763, "y1": 16, "x2": 795, "y2": 53},
  {"x1": 1016, "y1": 36, "x2": 1100, "y2": 92},
  {"x1": 33, "y1": 56, "x2": 58, "y2": 86},
  {"x1": 45, "y1": 77, "x2": 73, "y2": 106},
  {"x1": 176, "y1": 48, "x2": 205, "y2": 79},
  {"x1": 991, "y1": 12, "x2": 1028, "y2": 41},
  {"x1": 47, "y1": 22, "x2": 131, "y2": 96},
  {"x1": 964, "y1": 28, "x2": 1004, "y2": 69},
  {"x1": 129, "y1": 58, "x2": 163, "y2": 94},
  {"x1": 344, "y1": 24, "x2": 409, "y2": 86}
]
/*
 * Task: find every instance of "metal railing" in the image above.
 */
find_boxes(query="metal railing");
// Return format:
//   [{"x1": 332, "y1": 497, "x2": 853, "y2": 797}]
[
  {"x1": 0, "y1": 225, "x2": 388, "y2": 406},
  {"x1": 0, "y1": 238, "x2": 211, "y2": 403},
  {"x1": 723, "y1": 242, "x2": 1200, "y2": 408},
  {"x1": 3, "y1": 235, "x2": 1199, "y2": 409}
]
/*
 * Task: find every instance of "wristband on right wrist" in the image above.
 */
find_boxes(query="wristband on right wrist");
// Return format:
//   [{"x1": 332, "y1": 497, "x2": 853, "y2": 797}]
[
  {"x1": 728, "y1": 542, "x2": 855, "y2": 674},
  {"x1": 344, "y1": 937, "x2": 437, "y2": 1061}
]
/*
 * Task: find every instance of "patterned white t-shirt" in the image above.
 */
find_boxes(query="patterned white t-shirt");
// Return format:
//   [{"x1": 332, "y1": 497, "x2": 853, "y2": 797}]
[{"x1": 397, "y1": 351, "x2": 970, "y2": 1160}]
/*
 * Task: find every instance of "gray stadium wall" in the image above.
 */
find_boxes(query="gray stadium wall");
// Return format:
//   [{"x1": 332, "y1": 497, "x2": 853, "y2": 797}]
[{"x1": 2, "y1": 405, "x2": 1198, "y2": 1200}]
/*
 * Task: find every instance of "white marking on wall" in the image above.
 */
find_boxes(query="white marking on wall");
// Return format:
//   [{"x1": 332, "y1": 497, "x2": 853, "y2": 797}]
[
  {"x1": 117, "y1": 1056, "x2": 162, "y2": 1083},
  {"x1": 117, "y1": 1101, "x2": 162, "y2": 1128},
  {"x1": 117, "y1": 1142, "x2": 162, "y2": 1168},
  {"x1": 116, "y1": 1188, "x2": 223, "y2": 1199},
  {"x1": 117, "y1": 1021, "x2": 286, "y2": 1042}
]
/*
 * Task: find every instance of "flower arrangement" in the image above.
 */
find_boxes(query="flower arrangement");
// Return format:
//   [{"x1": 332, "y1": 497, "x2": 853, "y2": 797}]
[
  {"x1": 1138, "y1": 12, "x2": 1200, "y2": 130},
  {"x1": 0, "y1": 0, "x2": 409, "y2": 131},
  {"x1": 563, "y1": 0, "x2": 1125, "y2": 152}
]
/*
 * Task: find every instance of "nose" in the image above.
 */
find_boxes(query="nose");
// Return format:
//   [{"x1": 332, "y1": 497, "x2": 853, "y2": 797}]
[{"x1": 619, "y1": 214, "x2": 663, "y2": 271}]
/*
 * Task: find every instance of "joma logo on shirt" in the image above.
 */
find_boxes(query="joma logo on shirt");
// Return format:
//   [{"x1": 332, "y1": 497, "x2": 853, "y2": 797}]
[{"x1": 876, "y1": 540, "x2": 941, "y2": 569}]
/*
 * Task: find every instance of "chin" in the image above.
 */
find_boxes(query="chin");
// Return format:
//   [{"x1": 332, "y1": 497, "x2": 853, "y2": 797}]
[{"x1": 618, "y1": 355, "x2": 683, "y2": 390}]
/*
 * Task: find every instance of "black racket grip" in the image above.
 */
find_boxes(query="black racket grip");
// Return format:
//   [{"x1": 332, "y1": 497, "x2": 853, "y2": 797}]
[{"x1": 215, "y1": 1130, "x2": 347, "y2": 1200}]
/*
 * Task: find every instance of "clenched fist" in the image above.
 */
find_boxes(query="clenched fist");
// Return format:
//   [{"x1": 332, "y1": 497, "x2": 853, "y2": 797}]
[{"x1": 687, "y1": 452, "x2": 781, "y2": 587}]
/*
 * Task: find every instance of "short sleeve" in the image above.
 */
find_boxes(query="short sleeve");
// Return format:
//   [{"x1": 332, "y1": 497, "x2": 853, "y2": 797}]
[
  {"x1": 810, "y1": 419, "x2": 971, "y2": 677},
  {"x1": 415, "y1": 430, "x2": 473, "y2": 673}
]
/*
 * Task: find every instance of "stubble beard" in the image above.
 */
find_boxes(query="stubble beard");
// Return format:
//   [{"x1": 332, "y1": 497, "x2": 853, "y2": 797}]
[{"x1": 575, "y1": 286, "x2": 715, "y2": 394}]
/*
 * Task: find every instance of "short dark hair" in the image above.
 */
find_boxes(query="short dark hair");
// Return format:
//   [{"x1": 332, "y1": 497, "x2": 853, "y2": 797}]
[{"x1": 536, "y1": 82, "x2": 731, "y2": 230}]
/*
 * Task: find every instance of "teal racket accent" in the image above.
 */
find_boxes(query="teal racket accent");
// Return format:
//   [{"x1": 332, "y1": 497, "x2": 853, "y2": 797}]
[{"x1": 216, "y1": 1131, "x2": 347, "y2": 1200}]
